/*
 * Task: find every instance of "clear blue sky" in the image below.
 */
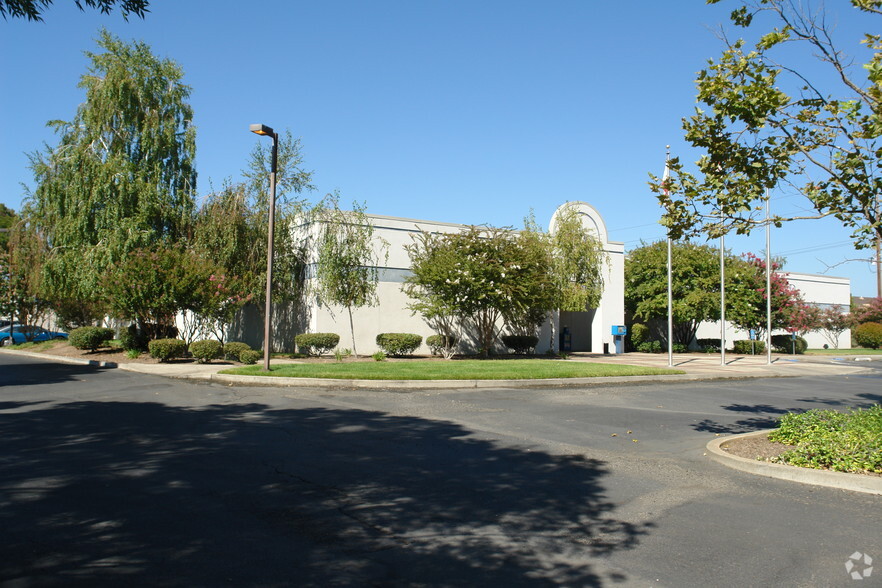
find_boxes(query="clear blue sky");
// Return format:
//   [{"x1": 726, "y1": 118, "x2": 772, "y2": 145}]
[{"x1": 1, "y1": 0, "x2": 879, "y2": 296}]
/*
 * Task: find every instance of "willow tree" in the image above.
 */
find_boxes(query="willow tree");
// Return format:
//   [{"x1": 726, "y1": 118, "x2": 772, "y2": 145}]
[
  {"x1": 543, "y1": 203, "x2": 606, "y2": 352},
  {"x1": 314, "y1": 195, "x2": 387, "y2": 358},
  {"x1": 25, "y1": 29, "x2": 196, "y2": 322}
]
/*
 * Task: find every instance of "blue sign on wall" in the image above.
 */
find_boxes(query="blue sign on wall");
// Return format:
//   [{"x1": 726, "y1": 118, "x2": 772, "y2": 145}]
[{"x1": 611, "y1": 325, "x2": 627, "y2": 336}]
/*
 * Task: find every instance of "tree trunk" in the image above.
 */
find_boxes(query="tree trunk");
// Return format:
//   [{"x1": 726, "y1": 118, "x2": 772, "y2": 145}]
[{"x1": 348, "y1": 306, "x2": 358, "y2": 358}]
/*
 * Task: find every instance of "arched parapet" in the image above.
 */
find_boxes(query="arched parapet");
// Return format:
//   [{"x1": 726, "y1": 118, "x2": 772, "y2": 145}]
[{"x1": 548, "y1": 201, "x2": 609, "y2": 245}]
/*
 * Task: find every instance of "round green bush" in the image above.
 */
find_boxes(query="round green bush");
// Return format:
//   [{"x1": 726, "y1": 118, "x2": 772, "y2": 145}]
[
  {"x1": 426, "y1": 334, "x2": 458, "y2": 355},
  {"x1": 295, "y1": 333, "x2": 340, "y2": 356},
  {"x1": 733, "y1": 339, "x2": 766, "y2": 355},
  {"x1": 501, "y1": 334, "x2": 539, "y2": 355},
  {"x1": 148, "y1": 338, "x2": 188, "y2": 362},
  {"x1": 68, "y1": 326, "x2": 115, "y2": 351},
  {"x1": 120, "y1": 324, "x2": 149, "y2": 352},
  {"x1": 239, "y1": 349, "x2": 261, "y2": 365},
  {"x1": 224, "y1": 341, "x2": 251, "y2": 361},
  {"x1": 189, "y1": 340, "x2": 223, "y2": 363},
  {"x1": 375, "y1": 333, "x2": 423, "y2": 356},
  {"x1": 630, "y1": 323, "x2": 649, "y2": 349},
  {"x1": 853, "y1": 322, "x2": 882, "y2": 349}
]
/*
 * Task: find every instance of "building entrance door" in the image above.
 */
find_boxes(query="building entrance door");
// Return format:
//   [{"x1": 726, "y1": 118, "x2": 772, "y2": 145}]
[{"x1": 559, "y1": 309, "x2": 596, "y2": 352}]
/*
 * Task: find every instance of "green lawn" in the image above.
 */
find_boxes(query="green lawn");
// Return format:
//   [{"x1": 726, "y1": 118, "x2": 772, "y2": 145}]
[
  {"x1": 804, "y1": 348, "x2": 882, "y2": 355},
  {"x1": 220, "y1": 359, "x2": 684, "y2": 380}
]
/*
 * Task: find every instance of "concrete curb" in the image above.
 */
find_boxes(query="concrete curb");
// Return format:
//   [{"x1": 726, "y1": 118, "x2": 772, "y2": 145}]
[
  {"x1": 707, "y1": 430, "x2": 882, "y2": 496},
  {"x1": 201, "y1": 371, "x2": 775, "y2": 389}
]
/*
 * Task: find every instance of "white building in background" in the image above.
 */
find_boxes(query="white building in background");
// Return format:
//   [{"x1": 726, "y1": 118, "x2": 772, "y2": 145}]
[
  {"x1": 694, "y1": 272, "x2": 851, "y2": 349},
  {"x1": 304, "y1": 202, "x2": 626, "y2": 355}
]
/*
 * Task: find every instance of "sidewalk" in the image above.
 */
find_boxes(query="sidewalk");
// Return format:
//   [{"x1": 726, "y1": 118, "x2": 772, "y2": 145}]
[{"x1": 2, "y1": 348, "x2": 877, "y2": 389}]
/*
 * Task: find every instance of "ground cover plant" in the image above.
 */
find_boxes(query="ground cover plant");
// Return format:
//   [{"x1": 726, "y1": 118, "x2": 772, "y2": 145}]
[
  {"x1": 220, "y1": 360, "x2": 683, "y2": 380},
  {"x1": 768, "y1": 405, "x2": 882, "y2": 474}
]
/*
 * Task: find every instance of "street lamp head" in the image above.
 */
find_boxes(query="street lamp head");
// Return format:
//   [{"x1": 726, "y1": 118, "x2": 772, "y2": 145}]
[{"x1": 250, "y1": 123, "x2": 275, "y2": 136}]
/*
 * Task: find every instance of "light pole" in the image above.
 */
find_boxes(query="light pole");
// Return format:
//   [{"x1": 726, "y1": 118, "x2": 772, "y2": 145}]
[{"x1": 250, "y1": 123, "x2": 278, "y2": 372}]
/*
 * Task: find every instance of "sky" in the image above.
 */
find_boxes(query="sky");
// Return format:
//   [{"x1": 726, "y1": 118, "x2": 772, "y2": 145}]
[{"x1": 1, "y1": 0, "x2": 880, "y2": 296}]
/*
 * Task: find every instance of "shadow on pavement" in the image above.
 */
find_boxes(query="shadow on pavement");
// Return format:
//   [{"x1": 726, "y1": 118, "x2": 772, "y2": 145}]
[
  {"x1": 0, "y1": 360, "x2": 113, "y2": 388},
  {"x1": 0, "y1": 400, "x2": 653, "y2": 586}
]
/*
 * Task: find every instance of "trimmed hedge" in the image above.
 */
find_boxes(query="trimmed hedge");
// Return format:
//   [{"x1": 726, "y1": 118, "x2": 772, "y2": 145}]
[
  {"x1": 637, "y1": 340, "x2": 662, "y2": 353},
  {"x1": 771, "y1": 334, "x2": 808, "y2": 354},
  {"x1": 68, "y1": 326, "x2": 115, "y2": 351},
  {"x1": 189, "y1": 340, "x2": 223, "y2": 363},
  {"x1": 733, "y1": 340, "x2": 765, "y2": 355},
  {"x1": 148, "y1": 338, "x2": 188, "y2": 362},
  {"x1": 239, "y1": 349, "x2": 261, "y2": 365},
  {"x1": 376, "y1": 333, "x2": 422, "y2": 356},
  {"x1": 224, "y1": 341, "x2": 251, "y2": 361},
  {"x1": 853, "y1": 322, "x2": 882, "y2": 349},
  {"x1": 501, "y1": 334, "x2": 539, "y2": 355},
  {"x1": 427, "y1": 334, "x2": 458, "y2": 355},
  {"x1": 295, "y1": 333, "x2": 340, "y2": 356},
  {"x1": 697, "y1": 338, "x2": 721, "y2": 353}
]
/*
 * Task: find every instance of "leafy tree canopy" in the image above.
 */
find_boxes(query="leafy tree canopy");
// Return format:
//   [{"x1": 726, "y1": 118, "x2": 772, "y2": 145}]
[
  {"x1": 24, "y1": 29, "x2": 196, "y2": 304},
  {"x1": 626, "y1": 240, "x2": 726, "y2": 345},
  {"x1": 652, "y1": 0, "x2": 882, "y2": 250},
  {"x1": 0, "y1": 0, "x2": 148, "y2": 21}
]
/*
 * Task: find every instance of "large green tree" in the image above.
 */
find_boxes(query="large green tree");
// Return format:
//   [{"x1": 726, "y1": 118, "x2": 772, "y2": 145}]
[
  {"x1": 0, "y1": 0, "x2": 148, "y2": 21},
  {"x1": 0, "y1": 205, "x2": 16, "y2": 252},
  {"x1": 626, "y1": 240, "x2": 725, "y2": 345},
  {"x1": 405, "y1": 225, "x2": 557, "y2": 357},
  {"x1": 314, "y1": 195, "x2": 388, "y2": 358},
  {"x1": 193, "y1": 132, "x2": 315, "y2": 305},
  {"x1": 25, "y1": 29, "x2": 196, "y2": 321},
  {"x1": 653, "y1": 0, "x2": 882, "y2": 253}
]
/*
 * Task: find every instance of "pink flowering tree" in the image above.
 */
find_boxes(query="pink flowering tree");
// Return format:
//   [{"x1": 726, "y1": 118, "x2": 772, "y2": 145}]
[{"x1": 726, "y1": 253, "x2": 813, "y2": 339}]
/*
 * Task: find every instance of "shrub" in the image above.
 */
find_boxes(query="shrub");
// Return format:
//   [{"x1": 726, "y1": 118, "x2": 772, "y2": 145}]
[
  {"x1": 771, "y1": 334, "x2": 808, "y2": 354},
  {"x1": 224, "y1": 341, "x2": 251, "y2": 361},
  {"x1": 189, "y1": 340, "x2": 223, "y2": 363},
  {"x1": 334, "y1": 348, "x2": 352, "y2": 362},
  {"x1": 427, "y1": 334, "x2": 458, "y2": 355},
  {"x1": 852, "y1": 322, "x2": 882, "y2": 349},
  {"x1": 375, "y1": 333, "x2": 422, "y2": 356},
  {"x1": 697, "y1": 338, "x2": 721, "y2": 353},
  {"x1": 501, "y1": 335, "x2": 539, "y2": 355},
  {"x1": 126, "y1": 349, "x2": 141, "y2": 359},
  {"x1": 733, "y1": 340, "x2": 765, "y2": 355},
  {"x1": 120, "y1": 324, "x2": 149, "y2": 352},
  {"x1": 637, "y1": 340, "x2": 662, "y2": 353},
  {"x1": 768, "y1": 405, "x2": 882, "y2": 473},
  {"x1": 671, "y1": 343, "x2": 688, "y2": 353},
  {"x1": 68, "y1": 326, "x2": 115, "y2": 351},
  {"x1": 148, "y1": 338, "x2": 188, "y2": 362},
  {"x1": 239, "y1": 349, "x2": 261, "y2": 365},
  {"x1": 295, "y1": 333, "x2": 340, "y2": 356},
  {"x1": 630, "y1": 323, "x2": 649, "y2": 350},
  {"x1": 372, "y1": 351, "x2": 387, "y2": 362}
]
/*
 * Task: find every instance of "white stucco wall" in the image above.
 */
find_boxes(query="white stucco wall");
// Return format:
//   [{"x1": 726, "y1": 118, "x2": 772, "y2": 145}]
[{"x1": 306, "y1": 203, "x2": 625, "y2": 356}]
